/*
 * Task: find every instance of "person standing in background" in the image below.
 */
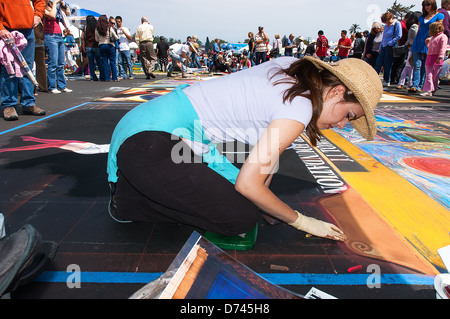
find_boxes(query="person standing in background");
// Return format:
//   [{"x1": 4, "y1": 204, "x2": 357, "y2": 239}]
[
  {"x1": 337, "y1": 30, "x2": 352, "y2": 60},
  {"x1": 363, "y1": 22, "x2": 384, "y2": 68},
  {"x1": 63, "y1": 28, "x2": 78, "y2": 73},
  {"x1": 156, "y1": 36, "x2": 170, "y2": 72},
  {"x1": 409, "y1": 0, "x2": 444, "y2": 93},
  {"x1": 0, "y1": 0, "x2": 47, "y2": 121},
  {"x1": 390, "y1": 12, "x2": 413, "y2": 85},
  {"x1": 44, "y1": 0, "x2": 73, "y2": 93},
  {"x1": 34, "y1": 19, "x2": 47, "y2": 92},
  {"x1": 352, "y1": 32, "x2": 365, "y2": 59},
  {"x1": 297, "y1": 37, "x2": 306, "y2": 58},
  {"x1": 284, "y1": 34, "x2": 295, "y2": 57},
  {"x1": 81, "y1": 15, "x2": 105, "y2": 81},
  {"x1": 95, "y1": 14, "x2": 119, "y2": 82},
  {"x1": 316, "y1": 30, "x2": 329, "y2": 60},
  {"x1": 272, "y1": 33, "x2": 282, "y2": 58},
  {"x1": 254, "y1": 26, "x2": 268, "y2": 65},
  {"x1": 247, "y1": 32, "x2": 255, "y2": 66},
  {"x1": 420, "y1": 21, "x2": 448, "y2": 96},
  {"x1": 135, "y1": 16, "x2": 156, "y2": 79},
  {"x1": 438, "y1": 0, "x2": 450, "y2": 43},
  {"x1": 374, "y1": 11, "x2": 402, "y2": 87},
  {"x1": 115, "y1": 16, "x2": 134, "y2": 80}
]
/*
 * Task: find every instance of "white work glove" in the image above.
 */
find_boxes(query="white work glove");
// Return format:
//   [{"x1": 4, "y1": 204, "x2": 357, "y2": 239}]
[{"x1": 289, "y1": 210, "x2": 347, "y2": 241}]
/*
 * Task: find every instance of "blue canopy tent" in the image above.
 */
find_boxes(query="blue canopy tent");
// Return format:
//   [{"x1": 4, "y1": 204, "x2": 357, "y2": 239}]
[
  {"x1": 77, "y1": 8, "x2": 101, "y2": 17},
  {"x1": 69, "y1": 7, "x2": 101, "y2": 28},
  {"x1": 220, "y1": 43, "x2": 249, "y2": 55}
]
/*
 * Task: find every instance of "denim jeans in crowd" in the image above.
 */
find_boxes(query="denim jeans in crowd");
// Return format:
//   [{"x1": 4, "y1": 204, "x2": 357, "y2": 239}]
[
  {"x1": 411, "y1": 51, "x2": 426, "y2": 90},
  {"x1": 249, "y1": 52, "x2": 255, "y2": 66},
  {"x1": 85, "y1": 46, "x2": 105, "y2": 81},
  {"x1": 118, "y1": 49, "x2": 134, "y2": 79},
  {"x1": 190, "y1": 52, "x2": 201, "y2": 68},
  {"x1": 99, "y1": 44, "x2": 118, "y2": 81},
  {"x1": 374, "y1": 45, "x2": 394, "y2": 83},
  {"x1": 255, "y1": 51, "x2": 267, "y2": 65},
  {"x1": 1, "y1": 28, "x2": 36, "y2": 109},
  {"x1": 44, "y1": 33, "x2": 67, "y2": 90}
]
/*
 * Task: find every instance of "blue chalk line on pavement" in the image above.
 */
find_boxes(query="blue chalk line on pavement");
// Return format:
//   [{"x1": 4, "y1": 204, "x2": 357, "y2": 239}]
[
  {"x1": 35, "y1": 271, "x2": 435, "y2": 286},
  {"x1": 0, "y1": 102, "x2": 90, "y2": 136}
]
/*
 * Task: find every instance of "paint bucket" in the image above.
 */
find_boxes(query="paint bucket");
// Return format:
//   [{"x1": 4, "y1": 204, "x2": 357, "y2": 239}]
[{"x1": 434, "y1": 274, "x2": 450, "y2": 299}]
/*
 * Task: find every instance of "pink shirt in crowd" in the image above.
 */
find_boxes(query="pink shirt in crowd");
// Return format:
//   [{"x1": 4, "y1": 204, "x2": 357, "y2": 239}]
[
  {"x1": 44, "y1": 17, "x2": 62, "y2": 34},
  {"x1": 426, "y1": 32, "x2": 448, "y2": 65}
]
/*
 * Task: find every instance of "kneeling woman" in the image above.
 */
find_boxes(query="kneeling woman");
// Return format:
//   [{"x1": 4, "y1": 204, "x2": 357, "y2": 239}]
[{"x1": 107, "y1": 56, "x2": 382, "y2": 242}]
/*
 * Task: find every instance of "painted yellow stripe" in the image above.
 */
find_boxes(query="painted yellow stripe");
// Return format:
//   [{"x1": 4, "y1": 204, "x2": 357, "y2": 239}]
[
  {"x1": 322, "y1": 129, "x2": 450, "y2": 270},
  {"x1": 380, "y1": 92, "x2": 438, "y2": 103}
]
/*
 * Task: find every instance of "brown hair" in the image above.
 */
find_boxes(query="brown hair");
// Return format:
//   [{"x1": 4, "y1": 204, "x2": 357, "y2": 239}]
[
  {"x1": 381, "y1": 12, "x2": 394, "y2": 23},
  {"x1": 96, "y1": 15, "x2": 109, "y2": 37},
  {"x1": 272, "y1": 59, "x2": 358, "y2": 146},
  {"x1": 429, "y1": 21, "x2": 444, "y2": 36},
  {"x1": 422, "y1": 0, "x2": 438, "y2": 15}
]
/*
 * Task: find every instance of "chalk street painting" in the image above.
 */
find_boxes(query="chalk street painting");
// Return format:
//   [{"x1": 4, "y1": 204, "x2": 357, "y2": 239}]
[{"x1": 334, "y1": 107, "x2": 450, "y2": 210}]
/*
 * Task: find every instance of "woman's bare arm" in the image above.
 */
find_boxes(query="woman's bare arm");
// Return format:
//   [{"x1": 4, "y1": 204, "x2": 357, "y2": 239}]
[{"x1": 235, "y1": 119, "x2": 304, "y2": 224}]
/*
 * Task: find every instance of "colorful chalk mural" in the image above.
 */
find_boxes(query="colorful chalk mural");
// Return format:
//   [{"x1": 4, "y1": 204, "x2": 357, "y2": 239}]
[
  {"x1": 334, "y1": 108, "x2": 450, "y2": 210},
  {"x1": 2, "y1": 75, "x2": 448, "y2": 274}
]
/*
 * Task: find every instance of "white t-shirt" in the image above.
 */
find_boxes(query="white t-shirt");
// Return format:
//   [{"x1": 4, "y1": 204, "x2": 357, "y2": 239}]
[
  {"x1": 117, "y1": 26, "x2": 131, "y2": 51},
  {"x1": 183, "y1": 57, "x2": 313, "y2": 150},
  {"x1": 170, "y1": 43, "x2": 190, "y2": 56}
]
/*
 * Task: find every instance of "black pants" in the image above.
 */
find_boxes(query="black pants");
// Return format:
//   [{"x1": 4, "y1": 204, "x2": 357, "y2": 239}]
[
  {"x1": 115, "y1": 131, "x2": 260, "y2": 236},
  {"x1": 391, "y1": 52, "x2": 407, "y2": 84}
]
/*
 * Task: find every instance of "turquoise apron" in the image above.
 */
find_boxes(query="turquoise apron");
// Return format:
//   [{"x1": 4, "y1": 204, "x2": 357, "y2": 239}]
[{"x1": 107, "y1": 85, "x2": 240, "y2": 184}]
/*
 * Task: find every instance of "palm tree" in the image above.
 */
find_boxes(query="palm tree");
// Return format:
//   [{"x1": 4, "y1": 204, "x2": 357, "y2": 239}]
[{"x1": 349, "y1": 24, "x2": 361, "y2": 35}]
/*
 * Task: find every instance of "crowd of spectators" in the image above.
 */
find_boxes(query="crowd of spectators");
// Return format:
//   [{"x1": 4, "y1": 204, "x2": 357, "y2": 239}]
[
  {"x1": 2, "y1": 0, "x2": 450, "y2": 121},
  {"x1": 182, "y1": 0, "x2": 450, "y2": 98}
]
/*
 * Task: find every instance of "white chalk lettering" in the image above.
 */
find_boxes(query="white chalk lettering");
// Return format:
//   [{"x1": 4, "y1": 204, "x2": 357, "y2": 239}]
[{"x1": 294, "y1": 139, "x2": 347, "y2": 194}]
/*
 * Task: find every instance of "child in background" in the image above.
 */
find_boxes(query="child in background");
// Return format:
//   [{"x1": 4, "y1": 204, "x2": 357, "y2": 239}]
[
  {"x1": 420, "y1": 22, "x2": 448, "y2": 96},
  {"x1": 397, "y1": 51, "x2": 414, "y2": 89},
  {"x1": 63, "y1": 29, "x2": 78, "y2": 73}
]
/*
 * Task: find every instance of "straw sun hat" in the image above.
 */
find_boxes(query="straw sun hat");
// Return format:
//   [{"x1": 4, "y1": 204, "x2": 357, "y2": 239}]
[
  {"x1": 303, "y1": 56, "x2": 383, "y2": 141},
  {"x1": 189, "y1": 42, "x2": 199, "y2": 55}
]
